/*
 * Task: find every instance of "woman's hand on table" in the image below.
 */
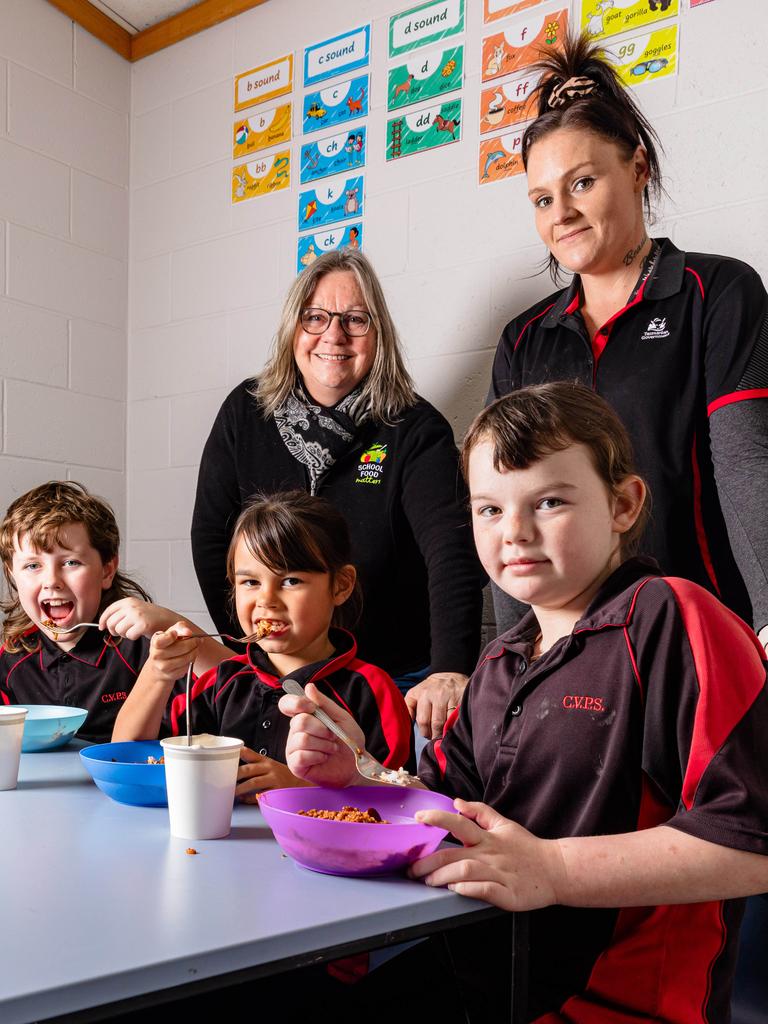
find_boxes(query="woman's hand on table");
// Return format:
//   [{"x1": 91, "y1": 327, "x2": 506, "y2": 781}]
[
  {"x1": 236, "y1": 748, "x2": 310, "y2": 803},
  {"x1": 408, "y1": 798, "x2": 563, "y2": 912},
  {"x1": 405, "y1": 672, "x2": 469, "y2": 739},
  {"x1": 279, "y1": 682, "x2": 362, "y2": 788}
]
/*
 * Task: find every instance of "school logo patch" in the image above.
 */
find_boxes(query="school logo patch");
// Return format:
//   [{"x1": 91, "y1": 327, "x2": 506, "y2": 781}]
[
  {"x1": 641, "y1": 316, "x2": 670, "y2": 340},
  {"x1": 356, "y1": 443, "x2": 388, "y2": 485}
]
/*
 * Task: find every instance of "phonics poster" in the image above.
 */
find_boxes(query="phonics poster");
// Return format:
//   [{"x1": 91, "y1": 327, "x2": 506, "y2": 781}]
[
  {"x1": 479, "y1": 71, "x2": 539, "y2": 134},
  {"x1": 304, "y1": 26, "x2": 371, "y2": 87},
  {"x1": 580, "y1": 0, "x2": 679, "y2": 42},
  {"x1": 386, "y1": 98, "x2": 462, "y2": 160},
  {"x1": 608, "y1": 25, "x2": 678, "y2": 86},
  {"x1": 389, "y1": 0, "x2": 465, "y2": 58},
  {"x1": 387, "y1": 43, "x2": 463, "y2": 110},
  {"x1": 481, "y1": 8, "x2": 568, "y2": 83},
  {"x1": 484, "y1": 0, "x2": 544, "y2": 22},
  {"x1": 233, "y1": 102, "x2": 292, "y2": 159},
  {"x1": 232, "y1": 151, "x2": 290, "y2": 203},
  {"x1": 478, "y1": 130, "x2": 525, "y2": 185},
  {"x1": 234, "y1": 55, "x2": 293, "y2": 112},
  {"x1": 302, "y1": 75, "x2": 369, "y2": 134},
  {"x1": 298, "y1": 174, "x2": 364, "y2": 231},
  {"x1": 300, "y1": 127, "x2": 367, "y2": 184},
  {"x1": 297, "y1": 223, "x2": 362, "y2": 272}
]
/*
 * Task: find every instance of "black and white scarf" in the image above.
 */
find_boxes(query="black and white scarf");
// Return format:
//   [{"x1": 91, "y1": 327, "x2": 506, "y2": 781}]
[{"x1": 274, "y1": 382, "x2": 371, "y2": 494}]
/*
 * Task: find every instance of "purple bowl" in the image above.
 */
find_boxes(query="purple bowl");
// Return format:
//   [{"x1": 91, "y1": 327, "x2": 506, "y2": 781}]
[{"x1": 259, "y1": 786, "x2": 457, "y2": 877}]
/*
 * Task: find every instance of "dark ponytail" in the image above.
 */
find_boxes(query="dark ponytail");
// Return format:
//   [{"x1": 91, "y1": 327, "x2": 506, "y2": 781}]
[{"x1": 522, "y1": 33, "x2": 664, "y2": 281}]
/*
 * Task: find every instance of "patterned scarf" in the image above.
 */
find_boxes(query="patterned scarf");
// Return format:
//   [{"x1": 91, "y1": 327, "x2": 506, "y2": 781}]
[{"x1": 274, "y1": 381, "x2": 371, "y2": 494}]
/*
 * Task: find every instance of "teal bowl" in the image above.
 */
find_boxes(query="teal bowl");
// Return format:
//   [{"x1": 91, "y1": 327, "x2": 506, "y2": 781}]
[{"x1": 20, "y1": 705, "x2": 88, "y2": 752}]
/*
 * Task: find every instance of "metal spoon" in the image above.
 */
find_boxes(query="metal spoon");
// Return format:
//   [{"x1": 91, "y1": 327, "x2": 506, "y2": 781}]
[{"x1": 281, "y1": 678, "x2": 416, "y2": 786}]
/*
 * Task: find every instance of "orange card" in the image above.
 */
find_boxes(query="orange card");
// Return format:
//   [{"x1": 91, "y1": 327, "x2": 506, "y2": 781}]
[
  {"x1": 479, "y1": 71, "x2": 539, "y2": 135},
  {"x1": 481, "y1": 7, "x2": 568, "y2": 83},
  {"x1": 479, "y1": 131, "x2": 526, "y2": 185}
]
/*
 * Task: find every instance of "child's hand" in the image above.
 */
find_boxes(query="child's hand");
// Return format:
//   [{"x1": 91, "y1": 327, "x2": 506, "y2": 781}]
[
  {"x1": 147, "y1": 623, "x2": 199, "y2": 684},
  {"x1": 279, "y1": 682, "x2": 362, "y2": 788},
  {"x1": 99, "y1": 598, "x2": 177, "y2": 641},
  {"x1": 408, "y1": 798, "x2": 565, "y2": 912},
  {"x1": 235, "y1": 748, "x2": 310, "y2": 803}
]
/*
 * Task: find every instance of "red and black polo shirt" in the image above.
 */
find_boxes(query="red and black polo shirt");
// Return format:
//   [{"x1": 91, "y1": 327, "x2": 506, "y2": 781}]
[
  {"x1": 169, "y1": 628, "x2": 414, "y2": 770},
  {"x1": 420, "y1": 557, "x2": 768, "y2": 1022},
  {"x1": 490, "y1": 239, "x2": 768, "y2": 626},
  {"x1": 0, "y1": 627, "x2": 150, "y2": 743}
]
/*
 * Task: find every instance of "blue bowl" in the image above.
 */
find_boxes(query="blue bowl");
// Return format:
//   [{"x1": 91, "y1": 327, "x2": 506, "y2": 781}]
[
  {"x1": 80, "y1": 741, "x2": 167, "y2": 806},
  {"x1": 21, "y1": 705, "x2": 88, "y2": 752}
]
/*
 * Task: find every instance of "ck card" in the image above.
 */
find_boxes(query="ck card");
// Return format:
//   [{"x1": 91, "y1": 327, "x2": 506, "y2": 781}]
[
  {"x1": 581, "y1": 0, "x2": 679, "y2": 42},
  {"x1": 386, "y1": 98, "x2": 462, "y2": 161},
  {"x1": 297, "y1": 223, "x2": 362, "y2": 273},
  {"x1": 478, "y1": 131, "x2": 525, "y2": 185},
  {"x1": 608, "y1": 26, "x2": 678, "y2": 87},
  {"x1": 300, "y1": 127, "x2": 367, "y2": 184},
  {"x1": 304, "y1": 25, "x2": 371, "y2": 87},
  {"x1": 482, "y1": 8, "x2": 568, "y2": 83},
  {"x1": 233, "y1": 102, "x2": 292, "y2": 159},
  {"x1": 484, "y1": 0, "x2": 544, "y2": 23},
  {"x1": 298, "y1": 175, "x2": 364, "y2": 231},
  {"x1": 479, "y1": 72, "x2": 539, "y2": 134},
  {"x1": 387, "y1": 43, "x2": 463, "y2": 111},
  {"x1": 234, "y1": 55, "x2": 293, "y2": 112},
  {"x1": 302, "y1": 74, "x2": 369, "y2": 135},
  {"x1": 389, "y1": 0, "x2": 465, "y2": 58},
  {"x1": 232, "y1": 151, "x2": 290, "y2": 203}
]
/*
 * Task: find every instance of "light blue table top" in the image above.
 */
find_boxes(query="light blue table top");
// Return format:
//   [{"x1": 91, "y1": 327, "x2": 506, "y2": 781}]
[{"x1": 0, "y1": 745, "x2": 492, "y2": 1023}]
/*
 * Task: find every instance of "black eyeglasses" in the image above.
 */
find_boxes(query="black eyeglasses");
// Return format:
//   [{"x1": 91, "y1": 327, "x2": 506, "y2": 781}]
[{"x1": 300, "y1": 307, "x2": 372, "y2": 337}]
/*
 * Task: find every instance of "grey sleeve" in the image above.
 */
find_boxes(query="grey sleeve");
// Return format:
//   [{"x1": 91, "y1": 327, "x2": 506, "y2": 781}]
[
  {"x1": 710, "y1": 399, "x2": 768, "y2": 633},
  {"x1": 490, "y1": 580, "x2": 530, "y2": 637}
]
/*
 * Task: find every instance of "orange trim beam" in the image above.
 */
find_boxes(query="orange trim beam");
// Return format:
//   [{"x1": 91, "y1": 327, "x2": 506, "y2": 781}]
[{"x1": 46, "y1": 0, "x2": 269, "y2": 62}]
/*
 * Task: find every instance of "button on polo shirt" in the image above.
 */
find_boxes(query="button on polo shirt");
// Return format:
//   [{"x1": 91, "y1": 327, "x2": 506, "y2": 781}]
[{"x1": 0, "y1": 627, "x2": 151, "y2": 743}]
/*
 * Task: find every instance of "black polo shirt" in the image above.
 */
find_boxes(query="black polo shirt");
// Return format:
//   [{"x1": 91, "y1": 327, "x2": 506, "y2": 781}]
[
  {"x1": 490, "y1": 239, "x2": 768, "y2": 626},
  {"x1": 420, "y1": 557, "x2": 768, "y2": 1021},
  {"x1": 169, "y1": 628, "x2": 414, "y2": 771},
  {"x1": 0, "y1": 627, "x2": 150, "y2": 743}
]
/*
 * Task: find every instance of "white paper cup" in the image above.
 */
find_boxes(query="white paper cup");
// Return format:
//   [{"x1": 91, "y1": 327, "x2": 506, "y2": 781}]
[
  {"x1": 0, "y1": 707, "x2": 29, "y2": 791},
  {"x1": 160, "y1": 734, "x2": 244, "y2": 840}
]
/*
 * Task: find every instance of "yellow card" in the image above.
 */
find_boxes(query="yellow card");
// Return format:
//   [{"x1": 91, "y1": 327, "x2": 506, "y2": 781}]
[
  {"x1": 581, "y1": 0, "x2": 679, "y2": 42},
  {"x1": 234, "y1": 55, "x2": 293, "y2": 113},
  {"x1": 608, "y1": 25, "x2": 678, "y2": 86},
  {"x1": 233, "y1": 102, "x2": 292, "y2": 159},
  {"x1": 232, "y1": 151, "x2": 291, "y2": 203}
]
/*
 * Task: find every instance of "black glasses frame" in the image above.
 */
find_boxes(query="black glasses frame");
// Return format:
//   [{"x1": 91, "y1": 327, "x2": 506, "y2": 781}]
[{"x1": 300, "y1": 306, "x2": 372, "y2": 337}]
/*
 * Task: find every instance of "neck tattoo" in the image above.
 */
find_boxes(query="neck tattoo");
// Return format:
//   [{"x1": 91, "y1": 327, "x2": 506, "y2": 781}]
[{"x1": 622, "y1": 233, "x2": 648, "y2": 267}]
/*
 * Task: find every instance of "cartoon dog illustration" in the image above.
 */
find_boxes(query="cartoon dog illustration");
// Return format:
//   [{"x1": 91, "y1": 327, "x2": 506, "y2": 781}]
[
  {"x1": 585, "y1": 0, "x2": 614, "y2": 36},
  {"x1": 393, "y1": 74, "x2": 414, "y2": 99}
]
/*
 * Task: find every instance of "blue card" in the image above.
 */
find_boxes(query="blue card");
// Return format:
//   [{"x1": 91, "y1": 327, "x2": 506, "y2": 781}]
[
  {"x1": 304, "y1": 25, "x2": 371, "y2": 87},
  {"x1": 298, "y1": 174, "x2": 364, "y2": 231},
  {"x1": 302, "y1": 74, "x2": 369, "y2": 135},
  {"x1": 297, "y1": 223, "x2": 363, "y2": 273},
  {"x1": 300, "y1": 126, "x2": 367, "y2": 184}
]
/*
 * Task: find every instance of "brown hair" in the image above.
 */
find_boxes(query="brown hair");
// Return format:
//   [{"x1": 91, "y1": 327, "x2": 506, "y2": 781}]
[
  {"x1": 226, "y1": 491, "x2": 362, "y2": 630},
  {"x1": 253, "y1": 249, "x2": 416, "y2": 423},
  {"x1": 461, "y1": 383, "x2": 650, "y2": 555},
  {"x1": 522, "y1": 32, "x2": 664, "y2": 281},
  {"x1": 0, "y1": 481, "x2": 150, "y2": 653}
]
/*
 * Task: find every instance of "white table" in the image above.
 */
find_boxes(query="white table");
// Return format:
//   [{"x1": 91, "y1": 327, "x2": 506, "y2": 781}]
[{"x1": 1, "y1": 746, "x2": 524, "y2": 1023}]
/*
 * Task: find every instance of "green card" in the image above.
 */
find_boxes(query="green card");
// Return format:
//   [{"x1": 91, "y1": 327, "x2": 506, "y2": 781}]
[
  {"x1": 386, "y1": 97, "x2": 462, "y2": 160},
  {"x1": 388, "y1": 43, "x2": 463, "y2": 111},
  {"x1": 389, "y1": 0, "x2": 465, "y2": 58}
]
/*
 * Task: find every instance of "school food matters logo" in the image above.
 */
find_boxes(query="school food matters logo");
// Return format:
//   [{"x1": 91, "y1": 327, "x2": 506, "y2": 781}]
[
  {"x1": 641, "y1": 316, "x2": 670, "y2": 340},
  {"x1": 355, "y1": 443, "x2": 388, "y2": 484}
]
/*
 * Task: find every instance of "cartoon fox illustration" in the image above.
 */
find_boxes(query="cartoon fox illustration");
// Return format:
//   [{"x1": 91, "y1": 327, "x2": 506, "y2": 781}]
[
  {"x1": 346, "y1": 87, "x2": 366, "y2": 115},
  {"x1": 485, "y1": 43, "x2": 505, "y2": 77}
]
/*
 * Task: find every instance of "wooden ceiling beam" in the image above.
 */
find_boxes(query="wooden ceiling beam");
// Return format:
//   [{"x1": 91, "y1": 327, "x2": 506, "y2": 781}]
[{"x1": 46, "y1": 0, "x2": 269, "y2": 62}]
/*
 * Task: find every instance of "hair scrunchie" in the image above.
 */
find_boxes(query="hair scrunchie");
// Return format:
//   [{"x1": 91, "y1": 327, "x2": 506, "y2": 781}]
[{"x1": 547, "y1": 75, "x2": 598, "y2": 109}]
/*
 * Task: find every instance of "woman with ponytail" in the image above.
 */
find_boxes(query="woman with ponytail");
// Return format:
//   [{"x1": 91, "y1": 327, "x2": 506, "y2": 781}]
[{"x1": 490, "y1": 33, "x2": 768, "y2": 649}]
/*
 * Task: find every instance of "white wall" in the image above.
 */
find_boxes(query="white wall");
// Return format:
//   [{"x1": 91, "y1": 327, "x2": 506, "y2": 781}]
[{"x1": 0, "y1": 0, "x2": 130, "y2": 534}]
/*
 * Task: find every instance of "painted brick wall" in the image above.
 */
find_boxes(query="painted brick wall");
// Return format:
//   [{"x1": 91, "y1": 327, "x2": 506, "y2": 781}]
[
  {"x1": 0, "y1": 0, "x2": 130, "y2": 542},
  {"x1": 119, "y1": 0, "x2": 762, "y2": 625}
]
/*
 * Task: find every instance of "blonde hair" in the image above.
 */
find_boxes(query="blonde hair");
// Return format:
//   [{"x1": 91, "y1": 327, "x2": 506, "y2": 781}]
[
  {"x1": 254, "y1": 250, "x2": 416, "y2": 422},
  {"x1": 0, "y1": 481, "x2": 150, "y2": 653}
]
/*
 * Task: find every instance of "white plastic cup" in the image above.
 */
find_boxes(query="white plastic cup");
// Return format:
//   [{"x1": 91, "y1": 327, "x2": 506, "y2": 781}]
[
  {"x1": 0, "y1": 707, "x2": 29, "y2": 791},
  {"x1": 160, "y1": 734, "x2": 244, "y2": 840}
]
